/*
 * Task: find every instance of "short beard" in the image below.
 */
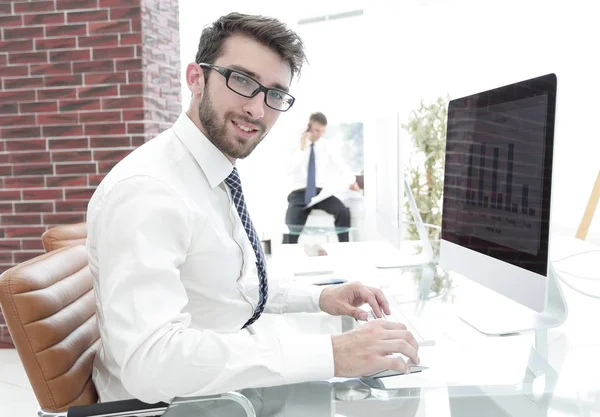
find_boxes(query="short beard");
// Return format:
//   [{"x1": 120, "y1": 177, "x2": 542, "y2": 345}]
[{"x1": 198, "y1": 89, "x2": 267, "y2": 160}]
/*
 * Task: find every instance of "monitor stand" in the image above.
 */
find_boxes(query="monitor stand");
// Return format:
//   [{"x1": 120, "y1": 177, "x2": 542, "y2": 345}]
[
  {"x1": 457, "y1": 265, "x2": 568, "y2": 336},
  {"x1": 375, "y1": 179, "x2": 435, "y2": 269}
]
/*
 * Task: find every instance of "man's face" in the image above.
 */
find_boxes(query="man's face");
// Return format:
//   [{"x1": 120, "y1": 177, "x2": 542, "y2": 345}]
[
  {"x1": 309, "y1": 122, "x2": 326, "y2": 142},
  {"x1": 198, "y1": 35, "x2": 292, "y2": 160}
]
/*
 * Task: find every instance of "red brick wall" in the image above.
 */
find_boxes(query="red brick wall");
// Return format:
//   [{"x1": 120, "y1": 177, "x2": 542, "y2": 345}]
[
  {"x1": 141, "y1": 0, "x2": 181, "y2": 141},
  {"x1": 0, "y1": 0, "x2": 181, "y2": 346}
]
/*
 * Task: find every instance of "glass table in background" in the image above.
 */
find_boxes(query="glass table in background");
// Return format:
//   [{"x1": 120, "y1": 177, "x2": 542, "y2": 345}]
[{"x1": 283, "y1": 224, "x2": 355, "y2": 242}]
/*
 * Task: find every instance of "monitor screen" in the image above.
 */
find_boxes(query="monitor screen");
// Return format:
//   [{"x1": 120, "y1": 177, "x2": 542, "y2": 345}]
[{"x1": 441, "y1": 74, "x2": 557, "y2": 276}]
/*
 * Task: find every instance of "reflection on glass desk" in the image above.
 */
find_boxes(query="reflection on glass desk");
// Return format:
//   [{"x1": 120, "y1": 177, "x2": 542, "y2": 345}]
[
  {"x1": 382, "y1": 262, "x2": 456, "y2": 304},
  {"x1": 284, "y1": 224, "x2": 355, "y2": 237},
  {"x1": 167, "y1": 238, "x2": 600, "y2": 416},
  {"x1": 284, "y1": 224, "x2": 354, "y2": 235},
  {"x1": 164, "y1": 392, "x2": 257, "y2": 417}
]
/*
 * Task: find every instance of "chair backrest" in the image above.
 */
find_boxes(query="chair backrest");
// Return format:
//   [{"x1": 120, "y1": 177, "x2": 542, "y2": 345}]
[
  {"x1": 0, "y1": 245, "x2": 99, "y2": 413},
  {"x1": 42, "y1": 222, "x2": 88, "y2": 253}
]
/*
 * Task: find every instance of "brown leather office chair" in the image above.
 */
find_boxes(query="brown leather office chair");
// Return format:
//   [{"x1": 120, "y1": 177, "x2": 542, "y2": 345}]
[
  {"x1": 0, "y1": 245, "x2": 255, "y2": 417},
  {"x1": 0, "y1": 245, "x2": 169, "y2": 416},
  {"x1": 41, "y1": 222, "x2": 87, "y2": 253}
]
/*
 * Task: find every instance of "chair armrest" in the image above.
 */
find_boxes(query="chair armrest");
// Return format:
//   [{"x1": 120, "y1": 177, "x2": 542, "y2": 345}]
[
  {"x1": 66, "y1": 392, "x2": 256, "y2": 417},
  {"x1": 66, "y1": 399, "x2": 167, "y2": 417}
]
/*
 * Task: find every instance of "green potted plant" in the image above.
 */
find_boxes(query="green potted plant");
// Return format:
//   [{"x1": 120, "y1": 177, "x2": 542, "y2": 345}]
[
  {"x1": 402, "y1": 95, "x2": 449, "y2": 255},
  {"x1": 402, "y1": 95, "x2": 454, "y2": 299}
]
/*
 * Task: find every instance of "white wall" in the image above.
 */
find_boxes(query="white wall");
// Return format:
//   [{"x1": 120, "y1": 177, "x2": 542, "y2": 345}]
[
  {"x1": 178, "y1": 0, "x2": 600, "y2": 244},
  {"x1": 364, "y1": 0, "x2": 600, "y2": 244},
  {"x1": 178, "y1": 1, "x2": 368, "y2": 241}
]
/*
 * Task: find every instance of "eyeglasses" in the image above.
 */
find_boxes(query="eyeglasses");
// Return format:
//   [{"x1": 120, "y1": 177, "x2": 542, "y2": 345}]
[{"x1": 199, "y1": 63, "x2": 295, "y2": 112}]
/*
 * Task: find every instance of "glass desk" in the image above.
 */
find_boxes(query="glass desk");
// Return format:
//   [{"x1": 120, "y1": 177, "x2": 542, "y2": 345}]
[
  {"x1": 283, "y1": 224, "x2": 355, "y2": 242},
  {"x1": 167, "y1": 237, "x2": 600, "y2": 416},
  {"x1": 163, "y1": 334, "x2": 599, "y2": 417}
]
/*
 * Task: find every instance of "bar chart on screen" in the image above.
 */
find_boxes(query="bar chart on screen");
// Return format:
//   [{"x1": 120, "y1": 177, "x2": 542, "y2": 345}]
[
  {"x1": 465, "y1": 142, "x2": 541, "y2": 217},
  {"x1": 444, "y1": 95, "x2": 548, "y2": 256}
]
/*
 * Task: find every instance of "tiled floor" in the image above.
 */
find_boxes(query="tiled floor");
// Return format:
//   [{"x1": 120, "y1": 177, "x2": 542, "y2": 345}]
[{"x1": 0, "y1": 349, "x2": 38, "y2": 417}]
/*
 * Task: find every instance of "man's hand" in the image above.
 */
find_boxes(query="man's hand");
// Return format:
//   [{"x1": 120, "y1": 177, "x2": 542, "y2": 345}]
[
  {"x1": 300, "y1": 131, "x2": 310, "y2": 150},
  {"x1": 331, "y1": 320, "x2": 419, "y2": 377},
  {"x1": 319, "y1": 281, "x2": 390, "y2": 320},
  {"x1": 349, "y1": 182, "x2": 360, "y2": 191}
]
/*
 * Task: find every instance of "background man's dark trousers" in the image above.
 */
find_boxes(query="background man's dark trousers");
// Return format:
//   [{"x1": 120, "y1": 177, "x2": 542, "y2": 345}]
[{"x1": 283, "y1": 188, "x2": 351, "y2": 244}]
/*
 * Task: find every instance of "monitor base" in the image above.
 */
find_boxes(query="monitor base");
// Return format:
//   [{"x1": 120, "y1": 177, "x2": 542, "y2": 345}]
[{"x1": 458, "y1": 266, "x2": 567, "y2": 336}]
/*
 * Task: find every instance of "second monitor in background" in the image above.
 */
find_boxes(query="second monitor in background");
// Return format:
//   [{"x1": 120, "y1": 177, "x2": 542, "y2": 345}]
[{"x1": 373, "y1": 113, "x2": 435, "y2": 269}]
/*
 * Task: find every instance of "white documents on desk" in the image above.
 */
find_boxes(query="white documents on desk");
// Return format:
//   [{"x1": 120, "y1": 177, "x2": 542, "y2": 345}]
[
  {"x1": 289, "y1": 256, "x2": 336, "y2": 277},
  {"x1": 304, "y1": 188, "x2": 336, "y2": 209}
]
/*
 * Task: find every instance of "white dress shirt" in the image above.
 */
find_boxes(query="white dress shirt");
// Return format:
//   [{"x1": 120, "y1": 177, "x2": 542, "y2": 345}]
[
  {"x1": 287, "y1": 139, "x2": 357, "y2": 193},
  {"x1": 86, "y1": 113, "x2": 335, "y2": 404}
]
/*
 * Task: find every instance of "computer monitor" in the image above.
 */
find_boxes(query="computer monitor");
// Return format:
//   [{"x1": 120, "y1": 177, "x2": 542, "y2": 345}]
[
  {"x1": 373, "y1": 113, "x2": 434, "y2": 268},
  {"x1": 440, "y1": 73, "x2": 567, "y2": 336}
]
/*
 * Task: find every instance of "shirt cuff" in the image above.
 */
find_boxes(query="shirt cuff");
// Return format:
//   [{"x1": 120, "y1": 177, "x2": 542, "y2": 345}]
[
  {"x1": 284, "y1": 284, "x2": 326, "y2": 313},
  {"x1": 279, "y1": 334, "x2": 335, "y2": 382}
]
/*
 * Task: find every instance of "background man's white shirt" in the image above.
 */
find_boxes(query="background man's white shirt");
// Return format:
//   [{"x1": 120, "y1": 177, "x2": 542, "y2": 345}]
[{"x1": 287, "y1": 139, "x2": 356, "y2": 194}]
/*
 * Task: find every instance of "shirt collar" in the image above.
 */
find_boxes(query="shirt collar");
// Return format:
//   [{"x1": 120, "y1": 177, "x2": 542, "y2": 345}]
[
  {"x1": 172, "y1": 112, "x2": 233, "y2": 188},
  {"x1": 311, "y1": 139, "x2": 324, "y2": 149}
]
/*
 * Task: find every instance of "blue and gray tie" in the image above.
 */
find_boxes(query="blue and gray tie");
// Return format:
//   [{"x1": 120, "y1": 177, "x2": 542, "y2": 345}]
[
  {"x1": 304, "y1": 143, "x2": 317, "y2": 205},
  {"x1": 224, "y1": 168, "x2": 268, "y2": 328}
]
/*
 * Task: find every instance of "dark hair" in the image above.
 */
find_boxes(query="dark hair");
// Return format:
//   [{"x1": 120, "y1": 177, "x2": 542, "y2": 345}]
[
  {"x1": 195, "y1": 12, "x2": 307, "y2": 79},
  {"x1": 309, "y1": 112, "x2": 328, "y2": 126}
]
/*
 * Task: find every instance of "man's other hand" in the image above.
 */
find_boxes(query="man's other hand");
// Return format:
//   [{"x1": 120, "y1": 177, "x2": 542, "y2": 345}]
[
  {"x1": 331, "y1": 320, "x2": 419, "y2": 377},
  {"x1": 319, "y1": 281, "x2": 390, "y2": 320}
]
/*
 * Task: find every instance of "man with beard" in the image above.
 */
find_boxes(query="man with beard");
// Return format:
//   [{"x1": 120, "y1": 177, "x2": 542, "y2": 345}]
[{"x1": 86, "y1": 12, "x2": 419, "y2": 404}]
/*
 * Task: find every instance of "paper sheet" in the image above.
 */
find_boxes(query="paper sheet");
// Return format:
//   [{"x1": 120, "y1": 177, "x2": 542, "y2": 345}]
[{"x1": 304, "y1": 188, "x2": 335, "y2": 208}]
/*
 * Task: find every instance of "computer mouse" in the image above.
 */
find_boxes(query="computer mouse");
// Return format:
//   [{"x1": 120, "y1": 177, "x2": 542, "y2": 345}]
[{"x1": 365, "y1": 365, "x2": 428, "y2": 379}]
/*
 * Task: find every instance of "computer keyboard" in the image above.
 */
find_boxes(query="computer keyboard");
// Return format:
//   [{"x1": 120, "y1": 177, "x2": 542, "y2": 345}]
[
  {"x1": 366, "y1": 304, "x2": 436, "y2": 347},
  {"x1": 388, "y1": 304, "x2": 436, "y2": 347}
]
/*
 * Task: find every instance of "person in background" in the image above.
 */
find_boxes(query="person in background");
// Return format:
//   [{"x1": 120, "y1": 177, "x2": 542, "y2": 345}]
[
  {"x1": 283, "y1": 112, "x2": 360, "y2": 244},
  {"x1": 86, "y1": 13, "x2": 418, "y2": 404}
]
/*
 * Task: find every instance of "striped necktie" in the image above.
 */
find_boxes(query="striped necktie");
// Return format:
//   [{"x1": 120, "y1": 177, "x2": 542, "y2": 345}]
[{"x1": 224, "y1": 168, "x2": 268, "y2": 328}]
